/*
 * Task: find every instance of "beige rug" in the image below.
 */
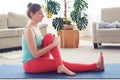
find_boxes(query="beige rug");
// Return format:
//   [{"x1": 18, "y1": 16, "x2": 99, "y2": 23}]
[
  {"x1": 0, "y1": 50, "x2": 22, "y2": 60},
  {"x1": 60, "y1": 40, "x2": 120, "y2": 64},
  {"x1": 0, "y1": 40, "x2": 120, "y2": 64},
  {"x1": 0, "y1": 40, "x2": 91, "y2": 60}
]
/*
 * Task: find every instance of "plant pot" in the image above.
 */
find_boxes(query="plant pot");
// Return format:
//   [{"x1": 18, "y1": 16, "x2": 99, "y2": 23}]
[{"x1": 63, "y1": 24, "x2": 75, "y2": 30}]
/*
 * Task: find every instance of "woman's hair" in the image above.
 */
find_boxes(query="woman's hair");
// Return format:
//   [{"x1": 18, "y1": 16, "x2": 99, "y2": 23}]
[{"x1": 27, "y1": 2, "x2": 41, "y2": 18}]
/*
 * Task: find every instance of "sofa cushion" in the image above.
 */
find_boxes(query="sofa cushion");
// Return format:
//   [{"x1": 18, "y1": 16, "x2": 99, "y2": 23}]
[
  {"x1": 0, "y1": 14, "x2": 7, "y2": 29},
  {"x1": 7, "y1": 12, "x2": 28, "y2": 28},
  {"x1": 97, "y1": 29, "x2": 120, "y2": 37},
  {"x1": 0, "y1": 29, "x2": 18, "y2": 38},
  {"x1": 0, "y1": 37, "x2": 21, "y2": 49}
]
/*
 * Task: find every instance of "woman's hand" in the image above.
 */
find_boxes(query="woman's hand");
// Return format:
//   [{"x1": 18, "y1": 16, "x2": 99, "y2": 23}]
[{"x1": 51, "y1": 37, "x2": 59, "y2": 47}]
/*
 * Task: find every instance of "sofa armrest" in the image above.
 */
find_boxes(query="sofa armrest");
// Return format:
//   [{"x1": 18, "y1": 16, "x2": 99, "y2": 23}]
[
  {"x1": 39, "y1": 23, "x2": 48, "y2": 36},
  {"x1": 92, "y1": 22, "x2": 99, "y2": 42}
]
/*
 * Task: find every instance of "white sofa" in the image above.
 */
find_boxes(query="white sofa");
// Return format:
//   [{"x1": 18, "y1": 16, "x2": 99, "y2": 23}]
[
  {"x1": 0, "y1": 12, "x2": 47, "y2": 50},
  {"x1": 93, "y1": 7, "x2": 120, "y2": 49}
]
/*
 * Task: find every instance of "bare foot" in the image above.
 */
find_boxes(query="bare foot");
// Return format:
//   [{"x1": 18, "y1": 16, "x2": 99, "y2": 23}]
[
  {"x1": 97, "y1": 52, "x2": 104, "y2": 71},
  {"x1": 57, "y1": 65, "x2": 76, "y2": 76}
]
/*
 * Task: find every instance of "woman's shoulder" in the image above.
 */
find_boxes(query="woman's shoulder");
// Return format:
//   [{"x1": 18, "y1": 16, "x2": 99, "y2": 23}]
[
  {"x1": 24, "y1": 26, "x2": 34, "y2": 31},
  {"x1": 23, "y1": 26, "x2": 35, "y2": 36}
]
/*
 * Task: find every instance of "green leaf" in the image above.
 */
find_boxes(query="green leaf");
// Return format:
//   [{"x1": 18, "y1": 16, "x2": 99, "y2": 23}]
[
  {"x1": 77, "y1": 17, "x2": 88, "y2": 30},
  {"x1": 47, "y1": 1, "x2": 60, "y2": 15},
  {"x1": 74, "y1": 0, "x2": 88, "y2": 12},
  {"x1": 70, "y1": 0, "x2": 88, "y2": 31},
  {"x1": 70, "y1": 10, "x2": 78, "y2": 23},
  {"x1": 52, "y1": 17, "x2": 64, "y2": 31}
]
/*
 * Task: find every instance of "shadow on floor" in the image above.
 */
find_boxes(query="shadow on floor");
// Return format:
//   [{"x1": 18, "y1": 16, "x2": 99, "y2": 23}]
[
  {"x1": 98, "y1": 45, "x2": 120, "y2": 50},
  {"x1": 0, "y1": 47, "x2": 22, "y2": 53}
]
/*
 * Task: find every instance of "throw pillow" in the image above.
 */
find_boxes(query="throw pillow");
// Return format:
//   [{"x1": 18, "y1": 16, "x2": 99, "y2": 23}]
[
  {"x1": 105, "y1": 22, "x2": 116, "y2": 28},
  {"x1": 99, "y1": 21, "x2": 109, "y2": 28},
  {"x1": 115, "y1": 21, "x2": 120, "y2": 28},
  {"x1": 99, "y1": 21, "x2": 117, "y2": 29}
]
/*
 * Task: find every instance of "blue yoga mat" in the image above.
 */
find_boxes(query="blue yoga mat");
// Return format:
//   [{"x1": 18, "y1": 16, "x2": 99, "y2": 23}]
[{"x1": 0, "y1": 64, "x2": 120, "y2": 79}]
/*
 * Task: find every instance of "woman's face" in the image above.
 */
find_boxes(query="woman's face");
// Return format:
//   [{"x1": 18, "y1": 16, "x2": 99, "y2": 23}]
[{"x1": 32, "y1": 9, "x2": 44, "y2": 22}]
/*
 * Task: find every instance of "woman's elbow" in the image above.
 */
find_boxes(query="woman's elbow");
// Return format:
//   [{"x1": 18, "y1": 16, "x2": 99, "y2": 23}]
[
  {"x1": 32, "y1": 51, "x2": 42, "y2": 58},
  {"x1": 33, "y1": 55, "x2": 39, "y2": 58},
  {"x1": 32, "y1": 54, "x2": 41, "y2": 58}
]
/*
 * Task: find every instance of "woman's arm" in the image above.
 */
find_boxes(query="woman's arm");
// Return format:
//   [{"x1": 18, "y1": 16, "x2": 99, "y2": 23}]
[{"x1": 24, "y1": 28, "x2": 59, "y2": 58}]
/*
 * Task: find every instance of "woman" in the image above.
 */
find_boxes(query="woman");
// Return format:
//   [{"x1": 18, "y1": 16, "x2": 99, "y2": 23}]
[{"x1": 22, "y1": 2, "x2": 104, "y2": 76}]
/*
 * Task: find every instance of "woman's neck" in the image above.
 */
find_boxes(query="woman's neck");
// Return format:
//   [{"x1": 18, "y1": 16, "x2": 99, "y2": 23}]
[{"x1": 29, "y1": 20, "x2": 38, "y2": 27}]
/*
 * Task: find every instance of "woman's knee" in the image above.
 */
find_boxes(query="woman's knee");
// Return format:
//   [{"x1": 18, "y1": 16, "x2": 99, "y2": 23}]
[{"x1": 42, "y1": 33, "x2": 55, "y2": 46}]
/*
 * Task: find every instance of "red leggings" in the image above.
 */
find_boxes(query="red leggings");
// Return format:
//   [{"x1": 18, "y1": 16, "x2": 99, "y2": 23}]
[{"x1": 23, "y1": 33, "x2": 97, "y2": 73}]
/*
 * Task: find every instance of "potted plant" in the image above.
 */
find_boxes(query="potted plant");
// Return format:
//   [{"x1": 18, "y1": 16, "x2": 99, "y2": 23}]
[
  {"x1": 51, "y1": 0, "x2": 74, "y2": 33},
  {"x1": 52, "y1": 0, "x2": 88, "y2": 32},
  {"x1": 52, "y1": 17, "x2": 72, "y2": 36},
  {"x1": 43, "y1": 0, "x2": 88, "y2": 34}
]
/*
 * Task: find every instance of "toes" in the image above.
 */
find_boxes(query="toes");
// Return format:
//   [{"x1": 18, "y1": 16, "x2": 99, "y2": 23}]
[{"x1": 99, "y1": 52, "x2": 104, "y2": 71}]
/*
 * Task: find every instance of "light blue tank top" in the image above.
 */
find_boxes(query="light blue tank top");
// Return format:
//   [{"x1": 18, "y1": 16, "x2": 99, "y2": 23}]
[{"x1": 22, "y1": 28, "x2": 42, "y2": 63}]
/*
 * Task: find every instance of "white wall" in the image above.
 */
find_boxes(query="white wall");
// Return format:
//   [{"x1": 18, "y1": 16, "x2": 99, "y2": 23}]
[
  {"x1": 0, "y1": 0, "x2": 45, "y2": 14},
  {"x1": 0, "y1": 0, "x2": 120, "y2": 37}
]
